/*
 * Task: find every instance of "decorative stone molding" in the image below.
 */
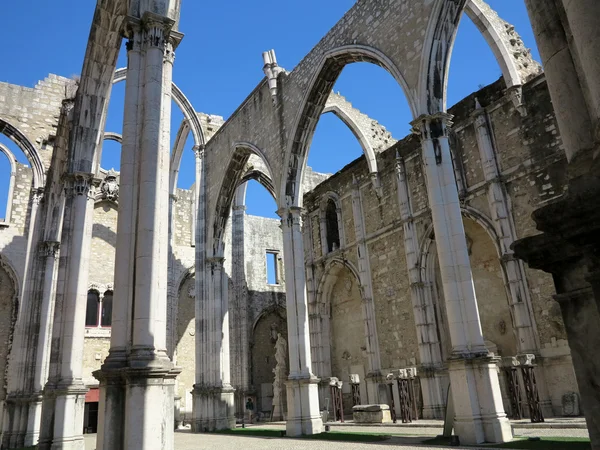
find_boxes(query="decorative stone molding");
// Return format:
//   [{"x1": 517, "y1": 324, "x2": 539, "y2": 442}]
[
  {"x1": 99, "y1": 169, "x2": 119, "y2": 202},
  {"x1": 193, "y1": 144, "x2": 205, "y2": 159},
  {"x1": 410, "y1": 113, "x2": 454, "y2": 165},
  {"x1": 39, "y1": 241, "x2": 60, "y2": 259},
  {"x1": 64, "y1": 173, "x2": 95, "y2": 199}
]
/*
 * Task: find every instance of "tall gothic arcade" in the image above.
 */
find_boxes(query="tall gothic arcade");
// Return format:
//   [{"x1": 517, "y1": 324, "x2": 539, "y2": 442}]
[{"x1": 0, "y1": 0, "x2": 599, "y2": 449}]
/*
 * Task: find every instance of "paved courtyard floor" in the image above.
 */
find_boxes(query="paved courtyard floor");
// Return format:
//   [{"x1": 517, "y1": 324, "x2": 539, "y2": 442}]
[{"x1": 83, "y1": 420, "x2": 590, "y2": 449}]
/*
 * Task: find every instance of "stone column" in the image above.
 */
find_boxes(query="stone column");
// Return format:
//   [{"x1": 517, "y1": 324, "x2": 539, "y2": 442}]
[
  {"x1": 3, "y1": 188, "x2": 44, "y2": 449},
  {"x1": 412, "y1": 113, "x2": 512, "y2": 444},
  {"x1": 192, "y1": 257, "x2": 235, "y2": 431},
  {"x1": 304, "y1": 212, "x2": 330, "y2": 404},
  {"x1": 471, "y1": 106, "x2": 538, "y2": 353},
  {"x1": 96, "y1": 13, "x2": 182, "y2": 450},
  {"x1": 558, "y1": 0, "x2": 600, "y2": 125},
  {"x1": 513, "y1": 198, "x2": 600, "y2": 448},
  {"x1": 41, "y1": 174, "x2": 96, "y2": 450},
  {"x1": 25, "y1": 241, "x2": 61, "y2": 446},
  {"x1": 230, "y1": 185, "x2": 250, "y2": 409},
  {"x1": 278, "y1": 207, "x2": 322, "y2": 437},
  {"x1": 395, "y1": 153, "x2": 445, "y2": 419},
  {"x1": 523, "y1": 0, "x2": 595, "y2": 162},
  {"x1": 350, "y1": 176, "x2": 383, "y2": 404}
]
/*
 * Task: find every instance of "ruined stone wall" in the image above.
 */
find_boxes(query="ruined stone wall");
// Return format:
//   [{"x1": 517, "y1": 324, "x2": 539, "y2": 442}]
[
  {"x1": 0, "y1": 163, "x2": 33, "y2": 287},
  {"x1": 175, "y1": 275, "x2": 196, "y2": 417},
  {"x1": 303, "y1": 74, "x2": 577, "y2": 415},
  {"x1": 0, "y1": 75, "x2": 71, "y2": 169},
  {"x1": 0, "y1": 263, "x2": 17, "y2": 403},
  {"x1": 243, "y1": 215, "x2": 286, "y2": 326}
]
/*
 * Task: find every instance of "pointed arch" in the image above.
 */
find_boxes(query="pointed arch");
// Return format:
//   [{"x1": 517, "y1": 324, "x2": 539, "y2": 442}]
[
  {"x1": 322, "y1": 103, "x2": 378, "y2": 175},
  {"x1": 420, "y1": 0, "x2": 541, "y2": 113},
  {"x1": 0, "y1": 144, "x2": 17, "y2": 224},
  {"x1": 282, "y1": 44, "x2": 416, "y2": 208},
  {"x1": 210, "y1": 143, "x2": 275, "y2": 256},
  {"x1": 0, "y1": 119, "x2": 45, "y2": 190}
]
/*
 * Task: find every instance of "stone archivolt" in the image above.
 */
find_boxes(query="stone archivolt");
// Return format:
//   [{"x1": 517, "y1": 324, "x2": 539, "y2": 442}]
[{"x1": 0, "y1": 0, "x2": 599, "y2": 449}]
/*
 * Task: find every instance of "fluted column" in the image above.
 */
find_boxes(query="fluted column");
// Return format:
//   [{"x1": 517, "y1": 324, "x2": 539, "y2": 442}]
[
  {"x1": 412, "y1": 113, "x2": 511, "y2": 445},
  {"x1": 278, "y1": 207, "x2": 322, "y2": 437},
  {"x1": 40, "y1": 174, "x2": 96, "y2": 450},
  {"x1": 3, "y1": 188, "x2": 44, "y2": 449},
  {"x1": 230, "y1": 185, "x2": 249, "y2": 408},
  {"x1": 471, "y1": 106, "x2": 538, "y2": 353},
  {"x1": 350, "y1": 176, "x2": 382, "y2": 403},
  {"x1": 192, "y1": 256, "x2": 235, "y2": 432},
  {"x1": 24, "y1": 241, "x2": 62, "y2": 446},
  {"x1": 395, "y1": 153, "x2": 445, "y2": 418},
  {"x1": 95, "y1": 13, "x2": 182, "y2": 450}
]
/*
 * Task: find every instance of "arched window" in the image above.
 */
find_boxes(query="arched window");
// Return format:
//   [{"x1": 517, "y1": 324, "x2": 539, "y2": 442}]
[
  {"x1": 101, "y1": 291, "x2": 113, "y2": 327},
  {"x1": 85, "y1": 290, "x2": 100, "y2": 327},
  {"x1": 325, "y1": 199, "x2": 340, "y2": 253},
  {"x1": 0, "y1": 144, "x2": 17, "y2": 225}
]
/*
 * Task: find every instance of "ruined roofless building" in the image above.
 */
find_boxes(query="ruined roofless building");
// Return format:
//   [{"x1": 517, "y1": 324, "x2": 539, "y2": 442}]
[{"x1": 0, "y1": 0, "x2": 599, "y2": 449}]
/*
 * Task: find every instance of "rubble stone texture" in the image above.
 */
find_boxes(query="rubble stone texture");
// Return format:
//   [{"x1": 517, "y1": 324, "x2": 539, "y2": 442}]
[{"x1": 0, "y1": 0, "x2": 599, "y2": 449}]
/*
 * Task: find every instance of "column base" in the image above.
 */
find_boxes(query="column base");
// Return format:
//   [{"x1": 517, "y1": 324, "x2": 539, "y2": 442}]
[
  {"x1": 123, "y1": 366, "x2": 180, "y2": 450},
  {"x1": 448, "y1": 356, "x2": 512, "y2": 445},
  {"x1": 285, "y1": 376, "x2": 323, "y2": 437},
  {"x1": 365, "y1": 371, "x2": 383, "y2": 405},
  {"x1": 2, "y1": 395, "x2": 28, "y2": 449},
  {"x1": 420, "y1": 367, "x2": 448, "y2": 420},
  {"x1": 192, "y1": 385, "x2": 236, "y2": 432},
  {"x1": 38, "y1": 382, "x2": 88, "y2": 450},
  {"x1": 24, "y1": 393, "x2": 43, "y2": 447}
]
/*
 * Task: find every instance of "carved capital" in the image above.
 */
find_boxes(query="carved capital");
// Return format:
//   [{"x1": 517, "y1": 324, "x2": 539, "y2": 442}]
[
  {"x1": 64, "y1": 173, "x2": 95, "y2": 199},
  {"x1": 277, "y1": 206, "x2": 304, "y2": 229},
  {"x1": 40, "y1": 241, "x2": 60, "y2": 259},
  {"x1": 100, "y1": 170, "x2": 119, "y2": 202},
  {"x1": 410, "y1": 112, "x2": 454, "y2": 140},
  {"x1": 193, "y1": 144, "x2": 206, "y2": 159},
  {"x1": 31, "y1": 188, "x2": 44, "y2": 205}
]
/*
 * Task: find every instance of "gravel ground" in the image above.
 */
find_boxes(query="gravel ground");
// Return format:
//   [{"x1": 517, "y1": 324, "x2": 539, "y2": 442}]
[{"x1": 83, "y1": 422, "x2": 590, "y2": 450}]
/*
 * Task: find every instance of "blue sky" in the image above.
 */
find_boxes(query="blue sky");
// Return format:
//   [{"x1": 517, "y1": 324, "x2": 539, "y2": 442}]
[{"x1": 0, "y1": 1, "x2": 540, "y2": 220}]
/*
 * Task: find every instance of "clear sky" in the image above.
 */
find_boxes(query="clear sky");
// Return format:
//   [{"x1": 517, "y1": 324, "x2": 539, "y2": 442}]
[{"x1": 0, "y1": 1, "x2": 540, "y2": 220}]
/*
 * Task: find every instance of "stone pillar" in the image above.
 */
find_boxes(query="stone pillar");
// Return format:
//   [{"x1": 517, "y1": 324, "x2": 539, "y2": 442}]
[
  {"x1": 523, "y1": 0, "x2": 595, "y2": 162},
  {"x1": 412, "y1": 113, "x2": 512, "y2": 444},
  {"x1": 278, "y1": 207, "x2": 322, "y2": 437},
  {"x1": 95, "y1": 13, "x2": 182, "y2": 450},
  {"x1": 304, "y1": 212, "x2": 331, "y2": 404},
  {"x1": 471, "y1": 106, "x2": 538, "y2": 353},
  {"x1": 350, "y1": 176, "x2": 383, "y2": 403},
  {"x1": 513, "y1": 199, "x2": 600, "y2": 448},
  {"x1": 395, "y1": 153, "x2": 445, "y2": 419},
  {"x1": 192, "y1": 257, "x2": 235, "y2": 431},
  {"x1": 24, "y1": 241, "x2": 62, "y2": 446},
  {"x1": 558, "y1": 0, "x2": 600, "y2": 125},
  {"x1": 3, "y1": 188, "x2": 44, "y2": 449},
  {"x1": 41, "y1": 174, "x2": 96, "y2": 450},
  {"x1": 230, "y1": 185, "x2": 250, "y2": 410}
]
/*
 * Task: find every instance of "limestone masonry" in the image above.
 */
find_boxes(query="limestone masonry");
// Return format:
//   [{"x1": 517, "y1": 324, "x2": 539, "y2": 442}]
[{"x1": 1, "y1": 0, "x2": 599, "y2": 449}]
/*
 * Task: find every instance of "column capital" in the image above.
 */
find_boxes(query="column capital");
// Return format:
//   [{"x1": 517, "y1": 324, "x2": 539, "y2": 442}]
[
  {"x1": 470, "y1": 99, "x2": 488, "y2": 129},
  {"x1": 39, "y1": 241, "x2": 60, "y2": 259},
  {"x1": 207, "y1": 256, "x2": 225, "y2": 269},
  {"x1": 410, "y1": 112, "x2": 454, "y2": 139},
  {"x1": 277, "y1": 206, "x2": 304, "y2": 228},
  {"x1": 193, "y1": 144, "x2": 206, "y2": 158},
  {"x1": 31, "y1": 187, "x2": 45, "y2": 205},
  {"x1": 64, "y1": 172, "x2": 96, "y2": 199}
]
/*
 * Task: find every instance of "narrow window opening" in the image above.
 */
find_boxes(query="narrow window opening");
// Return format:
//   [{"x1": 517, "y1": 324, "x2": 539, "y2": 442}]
[
  {"x1": 101, "y1": 291, "x2": 113, "y2": 327},
  {"x1": 85, "y1": 291, "x2": 100, "y2": 327},
  {"x1": 266, "y1": 251, "x2": 279, "y2": 285},
  {"x1": 325, "y1": 199, "x2": 340, "y2": 253}
]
